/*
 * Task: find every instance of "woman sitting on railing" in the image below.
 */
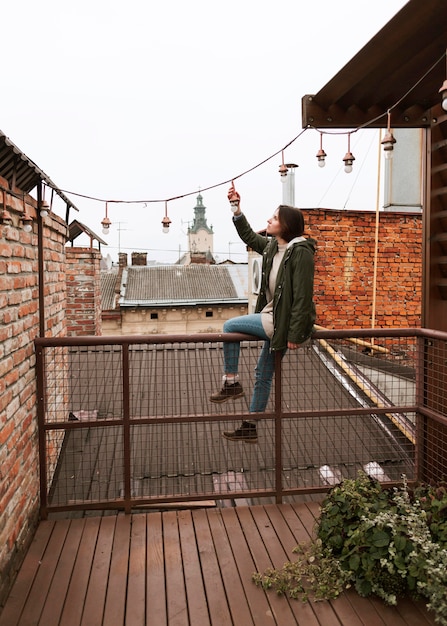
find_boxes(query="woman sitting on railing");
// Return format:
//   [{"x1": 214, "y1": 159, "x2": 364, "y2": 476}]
[{"x1": 210, "y1": 183, "x2": 316, "y2": 442}]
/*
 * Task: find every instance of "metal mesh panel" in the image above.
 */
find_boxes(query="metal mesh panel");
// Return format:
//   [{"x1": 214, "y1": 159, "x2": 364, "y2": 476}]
[
  {"x1": 130, "y1": 419, "x2": 275, "y2": 502},
  {"x1": 48, "y1": 426, "x2": 124, "y2": 506},
  {"x1": 128, "y1": 341, "x2": 264, "y2": 418},
  {"x1": 36, "y1": 331, "x2": 447, "y2": 514}
]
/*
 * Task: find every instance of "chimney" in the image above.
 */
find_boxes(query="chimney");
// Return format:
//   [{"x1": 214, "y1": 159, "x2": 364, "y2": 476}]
[
  {"x1": 131, "y1": 252, "x2": 147, "y2": 266},
  {"x1": 119, "y1": 252, "x2": 128, "y2": 268}
]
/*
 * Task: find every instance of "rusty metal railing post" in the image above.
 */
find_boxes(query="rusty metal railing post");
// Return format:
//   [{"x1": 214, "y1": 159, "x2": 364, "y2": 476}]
[
  {"x1": 414, "y1": 332, "x2": 425, "y2": 483},
  {"x1": 122, "y1": 343, "x2": 132, "y2": 514},
  {"x1": 35, "y1": 344, "x2": 48, "y2": 519},
  {"x1": 274, "y1": 350, "x2": 283, "y2": 504}
]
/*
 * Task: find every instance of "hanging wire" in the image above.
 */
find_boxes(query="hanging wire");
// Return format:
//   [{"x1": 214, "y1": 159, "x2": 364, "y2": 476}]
[{"x1": 48, "y1": 49, "x2": 446, "y2": 214}]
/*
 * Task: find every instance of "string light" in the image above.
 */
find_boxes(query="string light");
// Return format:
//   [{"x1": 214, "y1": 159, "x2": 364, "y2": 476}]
[
  {"x1": 278, "y1": 150, "x2": 288, "y2": 182},
  {"x1": 381, "y1": 110, "x2": 396, "y2": 159},
  {"x1": 161, "y1": 201, "x2": 171, "y2": 234},
  {"x1": 21, "y1": 194, "x2": 33, "y2": 232},
  {"x1": 39, "y1": 200, "x2": 50, "y2": 217},
  {"x1": 1, "y1": 189, "x2": 12, "y2": 225},
  {"x1": 342, "y1": 133, "x2": 355, "y2": 174},
  {"x1": 316, "y1": 132, "x2": 327, "y2": 167},
  {"x1": 229, "y1": 180, "x2": 240, "y2": 212},
  {"x1": 101, "y1": 202, "x2": 111, "y2": 235},
  {"x1": 42, "y1": 50, "x2": 444, "y2": 226},
  {"x1": 439, "y1": 49, "x2": 447, "y2": 112}
]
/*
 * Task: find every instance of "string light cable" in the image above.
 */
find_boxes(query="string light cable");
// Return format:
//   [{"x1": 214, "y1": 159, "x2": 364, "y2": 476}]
[{"x1": 20, "y1": 48, "x2": 445, "y2": 233}]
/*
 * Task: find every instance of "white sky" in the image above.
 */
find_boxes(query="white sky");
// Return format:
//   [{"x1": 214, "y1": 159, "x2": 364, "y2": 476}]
[{"x1": 1, "y1": 0, "x2": 408, "y2": 263}]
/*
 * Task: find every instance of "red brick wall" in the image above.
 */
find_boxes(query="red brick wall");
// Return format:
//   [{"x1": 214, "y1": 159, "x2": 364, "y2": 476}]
[
  {"x1": 0, "y1": 179, "x2": 69, "y2": 606},
  {"x1": 303, "y1": 208, "x2": 422, "y2": 329},
  {"x1": 66, "y1": 248, "x2": 102, "y2": 336}
]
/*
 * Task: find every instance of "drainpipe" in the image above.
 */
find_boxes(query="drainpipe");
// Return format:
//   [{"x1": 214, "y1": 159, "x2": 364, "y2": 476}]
[{"x1": 37, "y1": 183, "x2": 45, "y2": 337}]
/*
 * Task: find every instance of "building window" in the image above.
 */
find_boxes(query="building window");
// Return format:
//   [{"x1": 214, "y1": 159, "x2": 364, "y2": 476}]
[
  {"x1": 151, "y1": 313, "x2": 158, "y2": 320},
  {"x1": 205, "y1": 311, "x2": 213, "y2": 318}
]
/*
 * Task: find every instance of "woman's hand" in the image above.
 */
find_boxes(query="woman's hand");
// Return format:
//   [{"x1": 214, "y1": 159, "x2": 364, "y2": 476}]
[{"x1": 287, "y1": 341, "x2": 301, "y2": 350}]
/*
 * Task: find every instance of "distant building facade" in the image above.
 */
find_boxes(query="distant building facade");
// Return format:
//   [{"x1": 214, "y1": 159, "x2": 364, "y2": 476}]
[{"x1": 101, "y1": 252, "x2": 248, "y2": 335}]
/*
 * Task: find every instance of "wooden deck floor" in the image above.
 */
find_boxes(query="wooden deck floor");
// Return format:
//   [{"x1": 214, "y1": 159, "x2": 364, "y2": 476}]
[{"x1": 0, "y1": 502, "x2": 436, "y2": 626}]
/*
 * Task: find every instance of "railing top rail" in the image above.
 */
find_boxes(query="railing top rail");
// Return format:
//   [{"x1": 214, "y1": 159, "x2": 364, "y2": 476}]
[{"x1": 33, "y1": 327, "x2": 440, "y2": 348}]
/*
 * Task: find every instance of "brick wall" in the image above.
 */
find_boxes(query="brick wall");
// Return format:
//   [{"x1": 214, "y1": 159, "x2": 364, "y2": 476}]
[
  {"x1": 302, "y1": 208, "x2": 422, "y2": 328},
  {"x1": 0, "y1": 180, "x2": 68, "y2": 606},
  {"x1": 66, "y1": 247, "x2": 102, "y2": 336}
]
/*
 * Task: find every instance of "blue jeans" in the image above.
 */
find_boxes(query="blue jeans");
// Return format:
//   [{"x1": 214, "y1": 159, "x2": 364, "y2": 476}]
[{"x1": 223, "y1": 314, "x2": 284, "y2": 413}]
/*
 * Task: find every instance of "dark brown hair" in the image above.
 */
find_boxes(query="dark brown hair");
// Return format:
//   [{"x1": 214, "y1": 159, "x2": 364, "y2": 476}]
[{"x1": 277, "y1": 205, "x2": 305, "y2": 242}]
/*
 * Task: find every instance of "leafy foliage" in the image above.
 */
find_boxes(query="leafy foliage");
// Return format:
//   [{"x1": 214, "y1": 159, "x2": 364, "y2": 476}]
[{"x1": 253, "y1": 472, "x2": 447, "y2": 624}]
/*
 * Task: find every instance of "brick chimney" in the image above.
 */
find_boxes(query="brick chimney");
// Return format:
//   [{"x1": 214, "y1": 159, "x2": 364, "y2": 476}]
[{"x1": 131, "y1": 252, "x2": 147, "y2": 266}]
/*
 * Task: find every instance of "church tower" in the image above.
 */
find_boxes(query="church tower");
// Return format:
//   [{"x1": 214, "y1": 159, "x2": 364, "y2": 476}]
[{"x1": 187, "y1": 194, "x2": 215, "y2": 264}]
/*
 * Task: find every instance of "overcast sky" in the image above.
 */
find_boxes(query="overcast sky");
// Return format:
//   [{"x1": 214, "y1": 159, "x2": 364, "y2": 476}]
[{"x1": 2, "y1": 0, "x2": 408, "y2": 263}]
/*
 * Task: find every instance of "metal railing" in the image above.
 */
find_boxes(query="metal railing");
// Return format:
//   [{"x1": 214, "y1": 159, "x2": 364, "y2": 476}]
[{"x1": 35, "y1": 328, "x2": 447, "y2": 517}]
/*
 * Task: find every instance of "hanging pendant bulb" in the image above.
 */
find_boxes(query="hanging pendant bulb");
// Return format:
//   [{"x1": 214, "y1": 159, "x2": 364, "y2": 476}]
[
  {"x1": 39, "y1": 200, "x2": 50, "y2": 217},
  {"x1": 101, "y1": 202, "x2": 111, "y2": 235},
  {"x1": 229, "y1": 180, "x2": 240, "y2": 212},
  {"x1": 316, "y1": 132, "x2": 327, "y2": 168},
  {"x1": 279, "y1": 150, "x2": 288, "y2": 182},
  {"x1": 439, "y1": 49, "x2": 447, "y2": 111},
  {"x1": 1, "y1": 189, "x2": 12, "y2": 224},
  {"x1": 343, "y1": 133, "x2": 355, "y2": 174},
  {"x1": 381, "y1": 110, "x2": 396, "y2": 159},
  {"x1": 21, "y1": 194, "x2": 33, "y2": 232},
  {"x1": 162, "y1": 201, "x2": 171, "y2": 233}
]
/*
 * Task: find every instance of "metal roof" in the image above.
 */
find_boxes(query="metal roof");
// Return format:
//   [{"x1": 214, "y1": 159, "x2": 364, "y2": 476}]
[
  {"x1": 302, "y1": 0, "x2": 447, "y2": 129},
  {"x1": 0, "y1": 129, "x2": 79, "y2": 211},
  {"x1": 101, "y1": 269, "x2": 119, "y2": 311},
  {"x1": 68, "y1": 219, "x2": 108, "y2": 247},
  {"x1": 119, "y1": 264, "x2": 248, "y2": 307}
]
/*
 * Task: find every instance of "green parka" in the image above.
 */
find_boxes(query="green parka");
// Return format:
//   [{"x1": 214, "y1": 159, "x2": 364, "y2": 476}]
[{"x1": 233, "y1": 213, "x2": 316, "y2": 351}]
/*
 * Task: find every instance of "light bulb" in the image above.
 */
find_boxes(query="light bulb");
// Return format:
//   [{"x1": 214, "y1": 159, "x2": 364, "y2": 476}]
[
  {"x1": 278, "y1": 162, "x2": 288, "y2": 181},
  {"x1": 23, "y1": 223, "x2": 33, "y2": 232},
  {"x1": 102, "y1": 226, "x2": 110, "y2": 235},
  {"x1": 343, "y1": 150, "x2": 355, "y2": 174},
  {"x1": 442, "y1": 96, "x2": 447, "y2": 112},
  {"x1": 40, "y1": 200, "x2": 50, "y2": 217},
  {"x1": 316, "y1": 147, "x2": 326, "y2": 168},
  {"x1": 161, "y1": 216, "x2": 171, "y2": 233}
]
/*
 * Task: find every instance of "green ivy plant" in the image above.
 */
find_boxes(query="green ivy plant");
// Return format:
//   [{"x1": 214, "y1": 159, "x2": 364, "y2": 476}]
[{"x1": 253, "y1": 472, "x2": 447, "y2": 625}]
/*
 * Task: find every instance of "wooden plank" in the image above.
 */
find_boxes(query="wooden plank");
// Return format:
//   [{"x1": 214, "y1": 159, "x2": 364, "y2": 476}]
[
  {"x1": 237, "y1": 505, "x2": 318, "y2": 626},
  {"x1": 266, "y1": 504, "x2": 368, "y2": 626},
  {"x1": 81, "y1": 516, "x2": 117, "y2": 626},
  {"x1": 125, "y1": 514, "x2": 147, "y2": 626},
  {"x1": 162, "y1": 511, "x2": 189, "y2": 626},
  {"x1": 0, "y1": 520, "x2": 55, "y2": 626},
  {"x1": 369, "y1": 595, "x2": 427, "y2": 626},
  {"x1": 103, "y1": 515, "x2": 132, "y2": 626},
  {"x1": 177, "y1": 509, "x2": 211, "y2": 626},
  {"x1": 38, "y1": 519, "x2": 86, "y2": 626},
  {"x1": 202, "y1": 508, "x2": 251, "y2": 626},
  {"x1": 146, "y1": 512, "x2": 167, "y2": 624},
  {"x1": 17, "y1": 519, "x2": 71, "y2": 626},
  {"x1": 395, "y1": 599, "x2": 436, "y2": 625},
  {"x1": 58, "y1": 517, "x2": 102, "y2": 626},
  {"x1": 218, "y1": 506, "x2": 276, "y2": 625}
]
